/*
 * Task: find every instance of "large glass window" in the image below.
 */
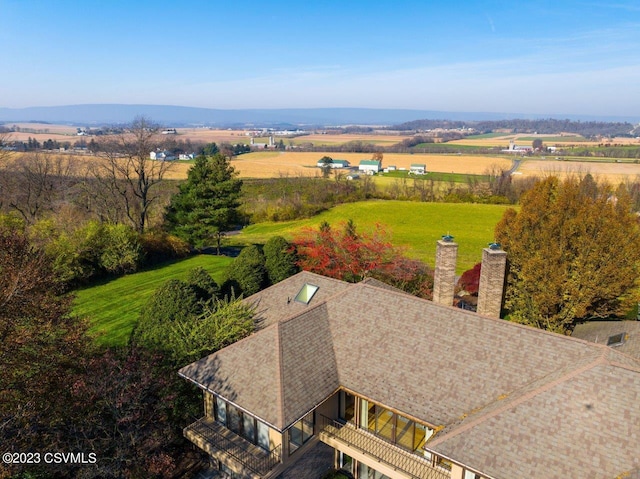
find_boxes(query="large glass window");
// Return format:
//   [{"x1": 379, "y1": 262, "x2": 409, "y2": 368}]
[
  {"x1": 228, "y1": 404, "x2": 242, "y2": 435},
  {"x1": 358, "y1": 398, "x2": 434, "y2": 454},
  {"x1": 257, "y1": 421, "x2": 270, "y2": 451},
  {"x1": 396, "y1": 415, "x2": 414, "y2": 450},
  {"x1": 339, "y1": 391, "x2": 355, "y2": 423},
  {"x1": 288, "y1": 410, "x2": 314, "y2": 454},
  {"x1": 215, "y1": 397, "x2": 227, "y2": 425},
  {"x1": 213, "y1": 396, "x2": 271, "y2": 452}
]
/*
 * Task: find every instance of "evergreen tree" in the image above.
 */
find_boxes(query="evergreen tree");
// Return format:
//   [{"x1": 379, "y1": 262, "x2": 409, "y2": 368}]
[
  {"x1": 224, "y1": 245, "x2": 266, "y2": 297},
  {"x1": 264, "y1": 235, "x2": 298, "y2": 285},
  {"x1": 495, "y1": 176, "x2": 640, "y2": 333},
  {"x1": 164, "y1": 154, "x2": 242, "y2": 252}
]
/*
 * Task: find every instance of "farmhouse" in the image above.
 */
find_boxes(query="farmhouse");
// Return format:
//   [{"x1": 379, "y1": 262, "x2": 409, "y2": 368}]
[
  {"x1": 179, "y1": 239, "x2": 640, "y2": 479},
  {"x1": 316, "y1": 159, "x2": 351, "y2": 169},
  {"x1": 358, "y1": 159, "x2": 382, "y2": 173},
  {"x1": 149, "y1": 150, "x2": 175, "y2": 161},
  {"x1": 409, "y1": 163, "x2": 427, "y2": 175},
  {"x1": 501, "y1": 140, "x2": 533, "y2": 154}
]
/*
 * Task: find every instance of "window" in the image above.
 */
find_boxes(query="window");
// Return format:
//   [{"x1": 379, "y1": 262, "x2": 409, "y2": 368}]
[
  {"x1": 607, "y1": 332, "x2": 626, "y2": 347},
  {"x1": 339, "y1": 391, "x2": 355, "y2": 423},
  {"x1": 288, "y1": 410, "x2": 314, "y2": 454},
  {"x1": 294, "y1": 283, "x2": 319, "y2": 304},
  {"x1": 359, "y1": 398, "x2": 434, "y2": 454},
  {"x1": 215, "y1": 397, "x2": 227, "y2": 425},
  {"x1": 214, "y1": 396, "x2": 271, "y2": 452}
]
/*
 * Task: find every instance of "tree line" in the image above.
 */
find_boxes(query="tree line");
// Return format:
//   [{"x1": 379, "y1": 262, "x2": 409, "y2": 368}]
[{"x1": 390, "y1": 118, "x2": 638, "y2": 138}]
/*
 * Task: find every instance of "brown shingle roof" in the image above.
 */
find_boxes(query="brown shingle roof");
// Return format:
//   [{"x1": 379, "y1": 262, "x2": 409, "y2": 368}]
[
  {"x1": 180, "y1": 272, "x2": 640, "y2": 478},
  {"x1": 572, "y1": 320, "x2": 640, "y2": 359}
]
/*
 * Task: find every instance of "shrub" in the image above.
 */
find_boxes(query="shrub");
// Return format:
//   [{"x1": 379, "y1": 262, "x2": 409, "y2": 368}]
[
  {"x1": 263, "y1": 236, "x2": 299, "y2": 285},
  {"x1": 225, "y1": 245, "x2": 266, "y2": 296},
  {"x1": 100, "y1": 223, "x2": 142, "y2": 275},
  {"x1": 186, "y1": 266, "x2": 220, "y2": 301},
  {"x1": 139, "y1": 230, "x2": 191, "y2": 266},
  {"x1": 133, "y1": 279, "x2": 202, "y2": 350}
]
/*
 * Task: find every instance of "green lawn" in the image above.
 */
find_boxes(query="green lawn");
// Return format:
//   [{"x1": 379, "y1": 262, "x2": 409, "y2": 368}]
[
  {"x1": 73, "y1": 255, "x2": 233, "y2": 347},
  {"x1": 229, "y1": 200, "x2": 511, "y2": 273}
]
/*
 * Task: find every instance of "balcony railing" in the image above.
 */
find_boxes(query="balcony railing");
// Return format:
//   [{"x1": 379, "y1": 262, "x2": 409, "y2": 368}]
[
  {"x1": 184, "y1": 417, "x2": 281, "y2": 477},
  {"x1": 318, "y1": 415, "x2": 450, "y2": 479}
]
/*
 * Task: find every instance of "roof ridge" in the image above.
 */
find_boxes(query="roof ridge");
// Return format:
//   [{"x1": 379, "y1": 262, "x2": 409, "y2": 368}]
[
  {"x1": 426, "y1": 350, "x2": 607, "y2": 449},
  {"x1": 274, "y1": 321, "x2": 285, "y2": 431}
]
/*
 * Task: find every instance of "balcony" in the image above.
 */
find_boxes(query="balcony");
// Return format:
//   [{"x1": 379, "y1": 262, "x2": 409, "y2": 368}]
[
  {"x1": 318, "y1": 415, "x2": 450, "y2": 479},
  {"x1": 184, "y1": 417, "x2": 281, "y2": 477}
]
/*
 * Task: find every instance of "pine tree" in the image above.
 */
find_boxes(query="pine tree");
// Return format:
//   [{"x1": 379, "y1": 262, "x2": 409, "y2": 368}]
[{"x1": 164, "y1": 154, "x2": 242, "y2": 252}]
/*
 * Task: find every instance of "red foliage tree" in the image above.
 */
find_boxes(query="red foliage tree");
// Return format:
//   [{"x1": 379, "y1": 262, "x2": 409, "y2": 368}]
[
  {"x1": 293, "y1": 220, "x2": 433, "y2": 298},
  {"x1": 293, "y1": 220, "x2": 399, "y2": 282},
  {"x1": 458, "y1": 262, "x2": 481, "y2": 295}
]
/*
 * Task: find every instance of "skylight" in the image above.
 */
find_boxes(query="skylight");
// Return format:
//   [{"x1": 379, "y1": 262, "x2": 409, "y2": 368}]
[
  {"x1": 294, "y1": 283, "x2": 319, "y2": 305},
  {"x1": 607, "y1": 333, "x2": 627, "y2": 347}
]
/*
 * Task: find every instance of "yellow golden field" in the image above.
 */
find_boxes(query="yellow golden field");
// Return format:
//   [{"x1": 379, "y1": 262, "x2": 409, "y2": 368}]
[
  {"x1": 516, "y1": 159, "x2": 640, "y2": 184},
  {"x1": 228, "y1": 152, "x2": 512, "y2": 179},
  {"x1": 451, "y1": 134, "x2": 640, "y2": 148}
]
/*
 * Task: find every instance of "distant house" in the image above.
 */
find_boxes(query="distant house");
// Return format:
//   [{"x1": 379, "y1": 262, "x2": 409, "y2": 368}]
[
  {"x1": 409, "y1": 163, "x2": 427, "y2": 175},
  {"x1": 179, "y1": 153, "x2": 197, "y2": 160},
  {"x1": 161, "y1": 128, "x2": 177, "y2": 135},
  {"x1": 150, "y1": 150, "x2": 176, "y2": 161},
  {"x1": 346, "y1": 173, "x2": 360, "y2": 180},
  {"x1": 358, "y1": 159, "x2": 382, "y2": 173},
  {"x1": 316, "y1": 159, "x2": 350, "y2": 169},
  {"x1": 502, "y1": 140, "x2": 533, "y2": 154}
]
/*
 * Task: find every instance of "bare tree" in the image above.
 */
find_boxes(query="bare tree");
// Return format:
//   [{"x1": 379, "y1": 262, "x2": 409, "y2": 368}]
[
  {"x1": 93, "y1": 117, "x2": 174, "y2": 233},
  {"x1": 0, "y1": 152, "x2": 79, "y2": 223}
]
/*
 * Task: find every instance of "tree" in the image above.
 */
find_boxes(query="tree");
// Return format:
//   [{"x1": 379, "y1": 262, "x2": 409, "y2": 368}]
[
  {"x1": 264, "y1": 235, "x2": 299, "y2": 284},
  {"x1": 294, "y1": 221, "x2": 398, "y2": 281},
  {"x1": 93, "y1": 117, "x2": 174, "y2": 233},
  {"x1": 133, "y1": 279, "x2": 204, "y2": 351},
  {"x1": 224, "y1": 245, "x2": 267, "y2": 296},
  {"x1": 164, "y1": 153, "x2": 243, "y2": 253},
  {"x1": 319, "y1": 156, "x2": 333, "y2": 178},
  {"x1": 495, "y1": 176, "x2": 640, "y2": 333},
  {"x1": 532, "y1": 138, "x2": 544, "y2": 151},
  {"x1": 0, "y1": 220, "x2": 91, "y2": 476}
]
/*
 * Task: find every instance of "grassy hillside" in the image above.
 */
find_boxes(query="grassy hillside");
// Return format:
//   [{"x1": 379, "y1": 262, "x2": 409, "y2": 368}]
[
  {"x1": 73, "y1": 255, "x2": 233, "y2": 347},
  {"x1": 230, "y1": 200, "x2": 511, "y2": 272}
]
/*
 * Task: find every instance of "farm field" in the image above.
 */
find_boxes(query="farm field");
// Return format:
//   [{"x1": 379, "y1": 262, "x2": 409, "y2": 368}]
[
  {"x1": 229, "y1": 200, "x2": 511, "y2": 273},
  {"x1": 73, "y1": 254, "x2": 233, "y2": 347},
  {"x1": 450, "y1": 134, "x2": 640, "y2": 148},
  {"x1": 229, "y1": 151, "x2": 512, "y2": 178},
  {"x1": 7, "y1": 148, "x2": 640, "y2": 183},
  {"x1": 516, "y1": 159, "x2": 640, "y2": 183}
]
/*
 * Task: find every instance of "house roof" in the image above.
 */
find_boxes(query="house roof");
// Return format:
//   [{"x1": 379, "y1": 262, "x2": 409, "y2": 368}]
[
  {"x1": 179, "y1": 272, "x2": 640, "y2": 479},
  {"x1": 359, "y1": 159, "x2": 381, "y2": 166},
  {"x1": 572, "y1": 319, "x2": 640, "y2": 359}
]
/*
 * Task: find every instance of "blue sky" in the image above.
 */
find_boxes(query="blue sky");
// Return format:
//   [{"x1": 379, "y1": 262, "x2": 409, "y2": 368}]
[{"x1": 2, "y1": 0, "x2": 640, "y2": 117}]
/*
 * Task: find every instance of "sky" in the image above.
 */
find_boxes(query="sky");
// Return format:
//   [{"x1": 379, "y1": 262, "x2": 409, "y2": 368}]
[{"x1": 1, "y1": 0, "x2": 640, "y2": 117}]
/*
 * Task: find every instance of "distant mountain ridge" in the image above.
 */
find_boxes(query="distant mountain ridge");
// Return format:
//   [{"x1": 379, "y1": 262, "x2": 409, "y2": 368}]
[{"x1": 0, "y1": 104, "x2": 638, "y2": 126}]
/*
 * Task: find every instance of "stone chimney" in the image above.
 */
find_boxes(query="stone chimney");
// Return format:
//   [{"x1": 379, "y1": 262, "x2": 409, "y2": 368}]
[
  {"x1": 477, "y1": 243, "x2": 507, "y2": 318},
  {"x1": 432, "y1": 235, "x2": 458, "y2": 307}
]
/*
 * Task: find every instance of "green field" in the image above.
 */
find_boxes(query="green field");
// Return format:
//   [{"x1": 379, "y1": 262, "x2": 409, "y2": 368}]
[
  {"x1": 73, "y1": 255, "x2": 233, "y2": 347},
  {"x1": 229, "y1": 200, "x2": 511, "y2": 272}
]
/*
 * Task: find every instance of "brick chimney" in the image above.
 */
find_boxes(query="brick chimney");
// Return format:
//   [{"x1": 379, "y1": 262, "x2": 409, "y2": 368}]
[
  {"x1": 432, "y1": 235, "x2": 458, "y2": 307},
  {"x1": 477, "y1": 243, "x2": 507, "y2": 318}
]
